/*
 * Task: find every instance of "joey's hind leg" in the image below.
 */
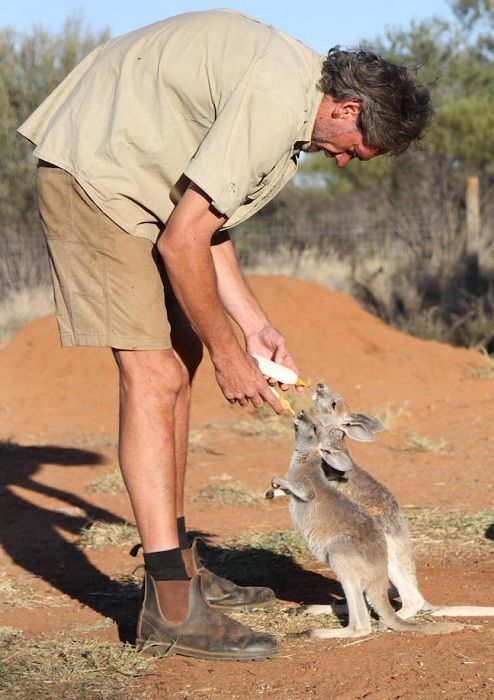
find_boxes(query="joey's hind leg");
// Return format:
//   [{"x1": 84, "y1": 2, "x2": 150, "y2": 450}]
[
  {"x1": 296, "y1": 579, "x2": 372, "y2": 640},
  {"x1": 387, "y1": 537, "x2": 428, "y2": 619},
  {"x1": 294, "y1": 602, "x2": 349, "y2": 616}
]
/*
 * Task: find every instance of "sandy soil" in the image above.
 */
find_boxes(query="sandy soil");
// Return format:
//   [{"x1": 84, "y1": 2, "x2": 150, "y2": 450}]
[{"x1": 0, "y1": 276, "x2": 493, "y2": 699}]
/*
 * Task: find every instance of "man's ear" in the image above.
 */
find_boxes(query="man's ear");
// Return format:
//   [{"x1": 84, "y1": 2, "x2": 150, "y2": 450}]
[{"x1": 332, "y1": 100, "x2": 363, "y2": 122}]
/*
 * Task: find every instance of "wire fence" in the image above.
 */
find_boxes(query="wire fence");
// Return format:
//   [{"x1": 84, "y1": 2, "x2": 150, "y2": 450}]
[{"x1": 0, "y1": 213, "x2": 488, "y2": 298}]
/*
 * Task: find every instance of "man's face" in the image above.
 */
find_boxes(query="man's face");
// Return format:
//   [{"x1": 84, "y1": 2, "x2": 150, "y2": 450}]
[{"x1": 305, "y1": 96, "x2": 383, "y2": 167}]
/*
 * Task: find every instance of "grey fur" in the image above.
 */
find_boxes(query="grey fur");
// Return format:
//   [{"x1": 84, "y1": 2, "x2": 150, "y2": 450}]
[
  {"x1": 272, "y1": 410, "x2": 463, "y2": 639},
  {"x1": 312, "y1": 382, "x2": 494, "y2": 620}
]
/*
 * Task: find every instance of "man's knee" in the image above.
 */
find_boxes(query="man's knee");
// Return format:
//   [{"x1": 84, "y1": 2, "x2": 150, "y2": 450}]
[{"x1": 114, "y1": 348, "x2": 187, "y2": 400}]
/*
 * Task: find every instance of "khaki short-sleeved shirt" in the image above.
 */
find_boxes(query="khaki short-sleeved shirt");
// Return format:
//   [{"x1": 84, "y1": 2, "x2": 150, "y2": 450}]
[{"x1": 18, "y1": 9, "x2": 324, "y2": 243}]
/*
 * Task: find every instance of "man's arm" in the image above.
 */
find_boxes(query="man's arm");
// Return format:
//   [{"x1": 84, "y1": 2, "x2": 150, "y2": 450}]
[
  {"x1": 157, "y1": 183, "x2": 282, "y2": 412},
  {"x1": 210, "y1": 231, "x2": 301, "y2": 382}
]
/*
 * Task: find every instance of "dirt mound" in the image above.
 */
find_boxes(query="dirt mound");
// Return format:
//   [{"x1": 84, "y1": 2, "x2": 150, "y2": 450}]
[{"x1": 0, "y1": 275, "x2": 486, "y2": 439}]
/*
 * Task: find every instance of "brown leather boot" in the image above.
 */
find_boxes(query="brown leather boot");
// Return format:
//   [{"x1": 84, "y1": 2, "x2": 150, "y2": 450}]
[
  {"x1": 182, "y1": 539, "x2": 276, "y2": 611},
  {"x1": 136, "y1": 572, "x2": 279, "y2": 660}
]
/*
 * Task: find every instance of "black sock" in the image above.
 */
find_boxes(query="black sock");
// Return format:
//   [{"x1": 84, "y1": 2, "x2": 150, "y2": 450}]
[
  {"x1": 177, "y1": 516, "x2": 189, "y2": 549},
  {"x1": 144, "y1": 547, "x2": 189, "y2": 580}
]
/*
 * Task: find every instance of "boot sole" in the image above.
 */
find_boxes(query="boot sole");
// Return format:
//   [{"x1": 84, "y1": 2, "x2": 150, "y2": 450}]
[
  {"x1": 208, "y1": 598, "x2": 277, "y2": 612},
  {"x1": 137, "y1": 638, "x2": 280, "y2": 661}
]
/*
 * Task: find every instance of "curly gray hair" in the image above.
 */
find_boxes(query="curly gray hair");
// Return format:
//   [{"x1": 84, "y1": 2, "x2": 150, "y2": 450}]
[{"x1": 320, "y1": 47, "x2": 433, "y2": 155}]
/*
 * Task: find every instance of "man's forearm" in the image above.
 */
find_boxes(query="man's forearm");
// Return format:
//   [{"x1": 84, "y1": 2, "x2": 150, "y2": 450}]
[
  {"x1": 210, "y1": 234, "x2": 270, "y2": 337},
  {"x1": 157, "y1": 189, "x2": 240, "y2": 362},
  {"x1": 160, "y1": 235, "x2": 238, "y2": 360}
]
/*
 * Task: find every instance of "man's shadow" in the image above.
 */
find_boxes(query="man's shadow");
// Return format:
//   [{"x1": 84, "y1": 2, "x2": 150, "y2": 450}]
[
  {"x1": 0, "y1": 441, "x2": 140, "y2": 641},
  {"x1": 192, "y1": 533, "x2": 343, "y2": 605},
  {"x1": 0, "y1": 440, "x2": 346, "y2": 643}
]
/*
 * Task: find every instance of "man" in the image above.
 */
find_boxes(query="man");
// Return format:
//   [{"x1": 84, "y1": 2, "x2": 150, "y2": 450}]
[{"x1": 18, "y1": 9, "x2": 431, "y2": 660}]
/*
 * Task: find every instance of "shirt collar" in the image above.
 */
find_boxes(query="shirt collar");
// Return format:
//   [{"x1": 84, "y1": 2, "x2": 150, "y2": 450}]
[{"x1": 296, "y1": 55, "x2": 325, "y2": 147}]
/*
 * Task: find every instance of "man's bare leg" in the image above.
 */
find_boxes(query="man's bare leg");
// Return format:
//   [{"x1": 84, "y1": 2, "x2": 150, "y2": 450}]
[
  {"x1": 113, "y1": 343, "x2": 278, "y2": 658},
  {"x1": 114, "y1": 348, "x2": 188, "y2": 552},
  {"x1": 169, "y1": 325, "x2": 203, "y2": 524},
  {"x1": 113, "y1": 347, "x2": 196, "y2": 623}
]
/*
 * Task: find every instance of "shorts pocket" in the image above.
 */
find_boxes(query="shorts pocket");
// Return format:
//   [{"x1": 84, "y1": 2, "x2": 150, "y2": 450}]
[{"x1": 36, "y1": 166, "x2": 72, "y2": 241}]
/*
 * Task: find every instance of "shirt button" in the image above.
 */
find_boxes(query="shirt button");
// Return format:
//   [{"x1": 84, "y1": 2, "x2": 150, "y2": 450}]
[{"x1": 229, "y1": 183, "x2": 236, "y2": 194}]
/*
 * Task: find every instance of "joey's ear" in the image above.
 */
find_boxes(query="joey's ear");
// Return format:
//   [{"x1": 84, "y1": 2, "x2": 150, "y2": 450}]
[
  {"x1": 341, "y1": 422, "x2": 375, "y2": 442},
  {"x1": 319, "y1": 447, "x2": 353, "y2": 472},
  {"x1": 352, "y1": 412, "x2": 385, "y2": 433}
]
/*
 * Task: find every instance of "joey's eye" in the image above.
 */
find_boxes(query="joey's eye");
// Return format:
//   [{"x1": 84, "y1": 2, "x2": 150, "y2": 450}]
[{"x1": 331, "y1": 401, "x2": 337, "y2": 409}]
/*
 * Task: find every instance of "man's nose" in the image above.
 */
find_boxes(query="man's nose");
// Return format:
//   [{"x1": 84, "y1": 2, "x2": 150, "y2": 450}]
[{"x1": 335, "y1": 153, "x2": 352, "y2": 167}]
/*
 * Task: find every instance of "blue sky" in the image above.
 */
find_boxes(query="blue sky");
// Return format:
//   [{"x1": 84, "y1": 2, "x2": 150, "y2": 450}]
[{"x1": 3, "y1": 1, "x2": 455, "y2": 52}]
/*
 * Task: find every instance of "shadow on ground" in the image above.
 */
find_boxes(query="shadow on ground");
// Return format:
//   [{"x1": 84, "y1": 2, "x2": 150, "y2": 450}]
[
  {"x1": 0, "y1": 441, "x2": 138, "y2": 641},
  {"x1": 194, "y1": 535, "x2": 343, "y2": 605}
]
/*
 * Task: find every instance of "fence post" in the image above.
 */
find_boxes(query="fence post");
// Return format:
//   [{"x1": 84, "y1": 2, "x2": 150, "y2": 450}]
[{"x1": 465, "y1": 176, "x2": 481, "y2": 256}]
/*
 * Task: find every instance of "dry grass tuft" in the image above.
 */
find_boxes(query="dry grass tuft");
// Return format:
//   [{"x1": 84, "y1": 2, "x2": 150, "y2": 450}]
[
  {"x1": 202, "y1": 417, "x2": 291, "y2": 440},
  {"x1": 0, "y1": 571, "x2": 68, "y2": 608},
  {"x1": 87, "y1": 467, "x2": 125, "y2": 494},
  {"x1": 191, "y1": 481, "x2": 266, "y2": 507},
  {"x1": 469, "y1": 349, "x2": 494, "y2": 379},
  {"x1": 188, "y1": 429, "x2": 222, "y2": 455},
  {"x1": 0, "y1": 635, "x2": 154, "y2": 700},
  {"x1": 405, "y1": 508, "x2": 493, "y2": 556},
  {"x1": 202, "y1": 392, "x2": 311, "y2": 441},
  {"x1": 0, "y1": 284, "x2": 54, "y2": 341},
  {"x1": 226, "y1": 529, "x2": 308, "y2": 560},
  {"x1": 371, "y1": 402, "x2": 409, "y2": 430},
  {"x1": 228, "y1": 603, "x2": 343, "y2": 638},
  {"x1": 402, "y1": 432, "x2": 447, "y2": 453},
  {"x1": 245, "y1": 246, "x2": 354, "y2": 292},
  {"x1": 0, "y1": 626, "x2": 22, "y2": 642},
  {"x1": 78, "y1": 521, "x2": 138, "y2": 549}
]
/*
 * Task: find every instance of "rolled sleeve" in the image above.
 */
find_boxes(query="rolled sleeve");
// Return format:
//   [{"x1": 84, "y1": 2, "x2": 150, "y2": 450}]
[{"x1": 184, "y1": 81, "x2": 301, "y2": 218}]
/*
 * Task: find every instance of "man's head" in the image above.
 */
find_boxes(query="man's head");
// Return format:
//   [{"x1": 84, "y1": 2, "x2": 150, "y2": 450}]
[{"x1": 306, "y1": 46, "x2": 433, "y2": 167}]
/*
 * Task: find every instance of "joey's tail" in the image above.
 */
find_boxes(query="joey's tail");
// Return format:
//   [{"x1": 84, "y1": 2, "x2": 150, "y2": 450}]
[
  {"x1": 367, "y1": 583, "x2": 464, "y2": 635},
  {"x1": 429, "y1": 605, "x2": 494, "y2": 618}
]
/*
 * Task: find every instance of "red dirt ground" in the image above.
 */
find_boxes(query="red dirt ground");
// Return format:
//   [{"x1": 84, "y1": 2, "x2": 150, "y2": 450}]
[{"x1": 1, "y1": 275, "x2": 493, "y2": 699}]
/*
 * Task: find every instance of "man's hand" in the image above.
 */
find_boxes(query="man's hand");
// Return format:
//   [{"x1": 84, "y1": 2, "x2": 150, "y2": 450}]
[
  {"x1": 245, "y1": 325, "x2": 301, "y2": 391},
  {"x1": 212, "y1": 345, "x2": 283, "y2": 413}
]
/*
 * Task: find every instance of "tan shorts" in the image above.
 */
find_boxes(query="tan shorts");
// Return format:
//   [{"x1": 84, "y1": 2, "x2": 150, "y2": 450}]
[{"x1": 37, "y1": 162, "x2": 190, "y2": 349}]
